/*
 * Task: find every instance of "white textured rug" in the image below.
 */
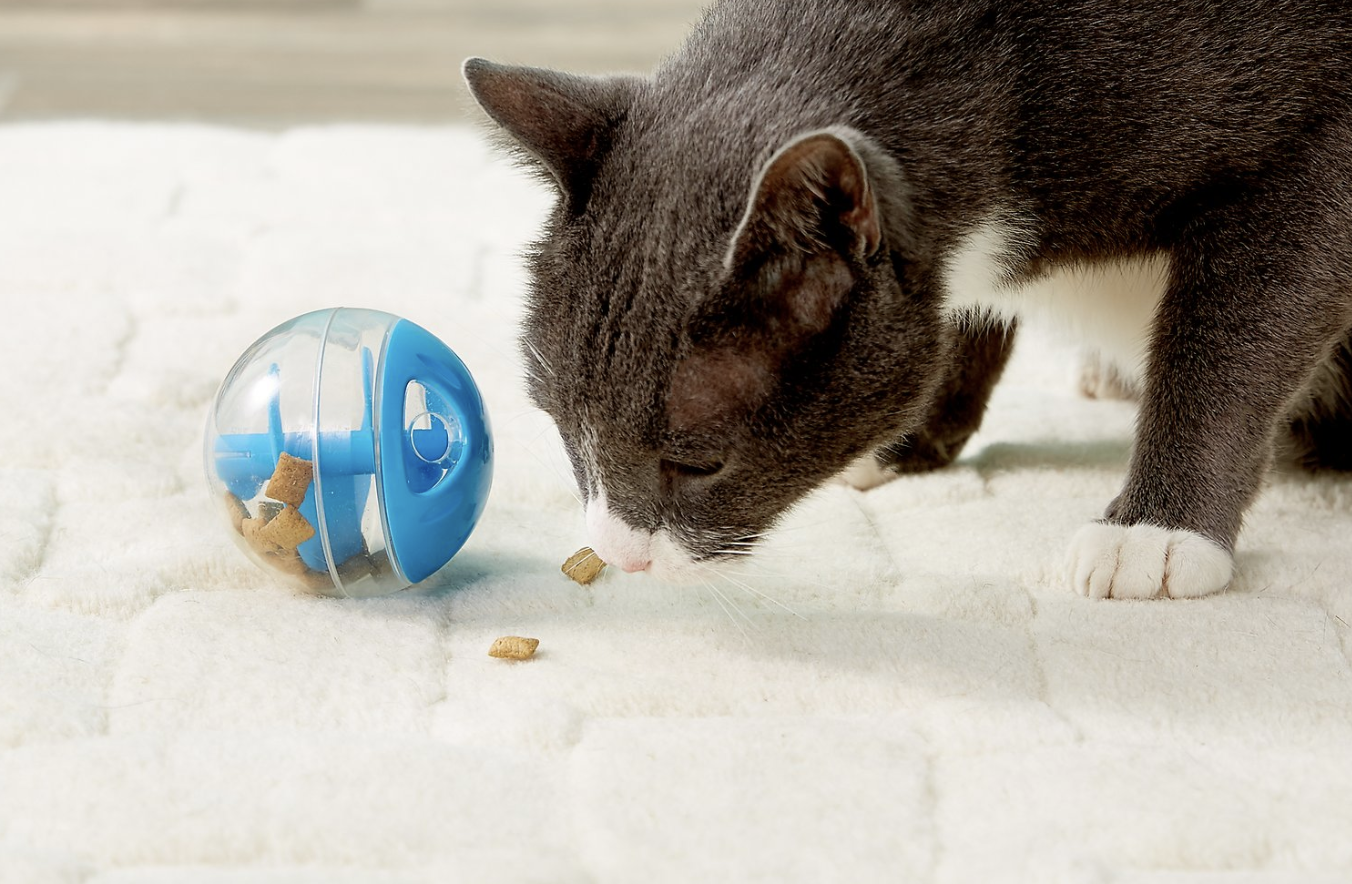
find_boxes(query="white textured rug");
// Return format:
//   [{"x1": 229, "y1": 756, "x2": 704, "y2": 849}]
[{"x1": 2, "y1": 123, "x2": 1352, "y2": 884}]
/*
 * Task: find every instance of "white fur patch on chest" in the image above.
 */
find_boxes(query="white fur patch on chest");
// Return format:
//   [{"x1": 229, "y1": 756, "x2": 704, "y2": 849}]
[{"x1": 940, "y1": 215, "x2": 1172, "y2": 381}]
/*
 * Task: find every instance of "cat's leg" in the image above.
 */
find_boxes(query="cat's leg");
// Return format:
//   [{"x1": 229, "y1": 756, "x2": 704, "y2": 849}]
[
  {"x1": 1283, "y1": 332, "x2": 1352, "y2": 471},
  {"x1": 1069, "y1": 157, "x2": 1352, "y2": 599},
  {"x1": 842, "y1": 319, "x2": 1016, "y2": 490}
]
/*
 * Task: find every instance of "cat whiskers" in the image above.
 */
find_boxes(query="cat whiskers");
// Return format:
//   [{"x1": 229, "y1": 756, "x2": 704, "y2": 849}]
[
  {"x1": 711, "y1": 547, "x2": 794, "y2": 567},
  {"x1": 518, "y1": 423, "x2": 584, "y2": 507},
  {"x1": 696, "y1": 559, "x2": 805, "y2": 622},
  {"x1": 460, "y1": 336, "x2": 553, "y2": 398},
  {"x1": 727, "y1": 517, "x2": 839, "y2": 540},
  {"x1": 696, "y1": 573, "x2": 753, "y2": 644},
  {"x1": 714, "y1": 538, "x2": 794, "y2": 565},
  {"x1": 523, "y1": 340, "x2": 555, "y2": 378}
]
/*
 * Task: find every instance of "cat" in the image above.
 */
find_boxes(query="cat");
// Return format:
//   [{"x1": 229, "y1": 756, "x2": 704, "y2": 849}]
[{"x1": 463, "y1": 0, "x2": 1352, "y2": 599}]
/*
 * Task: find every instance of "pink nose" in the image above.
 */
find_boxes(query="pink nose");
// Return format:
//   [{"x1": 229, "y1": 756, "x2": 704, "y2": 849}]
[
  {"x1": 614, "y1": 555, "x2": 651, "y2": 574},
  {"x1": 590, "y1": 543, "x2": 650, "y2": 574}
]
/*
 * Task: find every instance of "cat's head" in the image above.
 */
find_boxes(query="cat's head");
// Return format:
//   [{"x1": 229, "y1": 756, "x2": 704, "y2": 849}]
[{"x1": 464, "y1": 58, "x2": 950, "y2": 580}]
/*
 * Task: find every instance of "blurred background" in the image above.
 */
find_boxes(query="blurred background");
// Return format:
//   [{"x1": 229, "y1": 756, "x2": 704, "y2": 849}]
[{"x1": 0, "y1": 0, "x2": 707, "y2": 125}]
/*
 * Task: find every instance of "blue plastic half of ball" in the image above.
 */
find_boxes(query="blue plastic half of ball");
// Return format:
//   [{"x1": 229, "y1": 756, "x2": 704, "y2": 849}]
[{"x1": 374, "y1": 317, "x2": 493, "y2": 584}]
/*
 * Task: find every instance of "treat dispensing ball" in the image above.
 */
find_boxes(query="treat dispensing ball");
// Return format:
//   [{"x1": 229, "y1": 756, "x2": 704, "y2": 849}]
[{"x1": 204, "y1": 308, "x2": 492, "y2": 597}]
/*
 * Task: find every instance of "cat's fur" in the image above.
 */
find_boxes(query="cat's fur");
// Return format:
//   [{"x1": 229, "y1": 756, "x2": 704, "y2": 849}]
[{"x1": 464, "y1": 0, "x2": 1352, "y2": 598}]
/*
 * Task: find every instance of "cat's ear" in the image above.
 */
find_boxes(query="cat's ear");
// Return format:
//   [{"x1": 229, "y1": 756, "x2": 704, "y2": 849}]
[
  {"x1": 670, "y1": 235, "x2": 859, "y2": 432},
  {"x1": 463, "y1": 58, "x2": 639, "y2": 205},
  {"x1": 668, "y1": 130, "x2": 879, "y2": 430},
  {"x1": 726, "y1": 128, "x2": 883, "y2": 269}
]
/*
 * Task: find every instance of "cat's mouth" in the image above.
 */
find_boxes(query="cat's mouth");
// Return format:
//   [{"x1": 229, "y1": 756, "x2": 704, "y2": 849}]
[
  {"x1": 642, "y1": 534, "x2": 716, "y2": 584},
  {"x1": 584, "y1": 490, "x2": 754, "y2": 584}
]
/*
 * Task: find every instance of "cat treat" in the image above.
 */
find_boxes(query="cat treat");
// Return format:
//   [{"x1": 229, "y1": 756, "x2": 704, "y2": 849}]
[
  {"x1": 488, "y1": 635, "x2": 540, "y2": 660},
  {"x1": 234, "y1": 458, "x2": 319, "y2": 571},
  {"x1": 562, "y1": 547, "x2": 606, "y2": 584},
  {"x1": 266, "y1": 547, "x2": 312, "y2": 578},
  {"x1": 240, "y1": 505, "x2": 315, "y2": 555},
  {"x1": 221, "y1": 451, "x2": 405, "y2": 591},
  {"x1": 237, "y1": 500, "x2": 306, "y2": 568},
  {"x1": 239, "y1": 511, "x2": 273, "y2": 550},
  {"x1": 256, "y1": 505, "x2": 316, "y2": 550},
  {"x1": 239, "y1": 511, "x2": 312, "y2": 580},
  {"x1": 224, "y1": 491, "x2": 251, "y2": 533},
  {"x1": 336, "y1": 551, "x2": 380, "y2": 583},
  {"x1": 264, "y1": 452, "x2": 313, "y2": 508}
]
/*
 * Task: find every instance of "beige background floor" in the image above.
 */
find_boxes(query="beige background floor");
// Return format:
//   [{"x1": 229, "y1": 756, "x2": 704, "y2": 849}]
[{"x1": 0, "y1": 0, "x2": 707, "y2": 124}]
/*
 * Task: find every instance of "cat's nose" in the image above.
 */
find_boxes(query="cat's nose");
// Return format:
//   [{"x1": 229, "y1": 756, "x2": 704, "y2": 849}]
[
  {"x1": 585, "y1": 492, "x2": 654, "y2": 574},
  {"x1": 588, "y1": 541, "x2": 648, "y2": 573},
  {"x1": 615, "y1": 556, "x2": 651, "y2": 574}
]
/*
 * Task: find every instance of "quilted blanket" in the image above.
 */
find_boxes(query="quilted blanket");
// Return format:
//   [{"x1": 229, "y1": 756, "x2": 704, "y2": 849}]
[{"x1": 2, "y1": 123, "x2": 1351, "y2": 884}]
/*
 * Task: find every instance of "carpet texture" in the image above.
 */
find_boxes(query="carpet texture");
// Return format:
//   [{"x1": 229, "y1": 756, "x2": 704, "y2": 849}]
[{"x1": 2, "y1": 123, "x2": 1351, "y2": 884}]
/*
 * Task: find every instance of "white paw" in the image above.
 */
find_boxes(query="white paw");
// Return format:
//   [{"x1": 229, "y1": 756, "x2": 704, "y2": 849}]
[
  {"x1": 1067, "y1": 523, "x2": 1233, "y2": 600},
  {"x1": 838, "y1": 454, "x2": 897, "y2": 491},
  {"x1": 1076, "y1": 349, "x2": 1140, "y2": 401}
]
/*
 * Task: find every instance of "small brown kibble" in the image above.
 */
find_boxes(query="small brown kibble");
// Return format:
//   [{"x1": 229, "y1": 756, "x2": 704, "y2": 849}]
[
  {"x1": 368, "y1": 547, "x2": 391, "y2": 574},
  {"x1": 255, "y1": 505, "x2": 316, "y2": 551},
  {"x1": 562, "y1": 547, "x2": 606, "y2": 585},
  {"x1": 336, "y1": 552, "x2": 379, "y2": 583},
  {"x1": 265, "y1": 548, "x2": 310, "y2": 576},
  {"x1": 488, "y1": 636, "x2": 540, "y2": 660},
  {"x1": 224, "y1": 492, "x2": 251, "y2": 534},
  {"x1": 265, "y1": 452, "x2": 314, "y2": 508},
  {"x1": 241, "y1": 515, "x2": 283, "y2": 556}
]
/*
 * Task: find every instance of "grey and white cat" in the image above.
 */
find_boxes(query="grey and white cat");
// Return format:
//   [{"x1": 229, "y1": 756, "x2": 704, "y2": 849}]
[{"x1": 464, "y1": 0, "x2": 1352, "y2": 599}]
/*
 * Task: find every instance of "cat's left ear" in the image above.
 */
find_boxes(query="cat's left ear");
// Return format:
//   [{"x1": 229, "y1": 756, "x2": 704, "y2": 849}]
[
  {"x1": 463, "y1": 58, "x2": 639, "y2": 206},
  {"x1": 726, "y1": 128, "x2": 883, "y2": 269}
]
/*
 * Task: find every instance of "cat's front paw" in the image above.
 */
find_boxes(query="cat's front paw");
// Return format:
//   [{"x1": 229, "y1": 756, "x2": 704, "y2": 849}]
[
  {"x1": 1076, "y1": 349, "x2": 1139, "y2": 401},
  {"x1": 839, "y1": 454, "x2": 899, "y2": 490},
  {"x1": 840, "y1": 437, "x2": 961, "y2": 490},
  {"x1": 1066, "y1": 523, "x2": 1233, "y2": 599}
]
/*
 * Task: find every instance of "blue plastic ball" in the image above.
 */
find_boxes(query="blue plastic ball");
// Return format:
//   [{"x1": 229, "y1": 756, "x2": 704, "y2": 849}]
[{"x1": 205, "y1": 308, "x2": 493, "y2": 597}]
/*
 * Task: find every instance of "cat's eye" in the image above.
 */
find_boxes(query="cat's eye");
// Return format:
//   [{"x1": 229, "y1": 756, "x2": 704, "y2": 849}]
[{"x1": 661, "y1": 458, "x2": 725, "y2": 480}]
